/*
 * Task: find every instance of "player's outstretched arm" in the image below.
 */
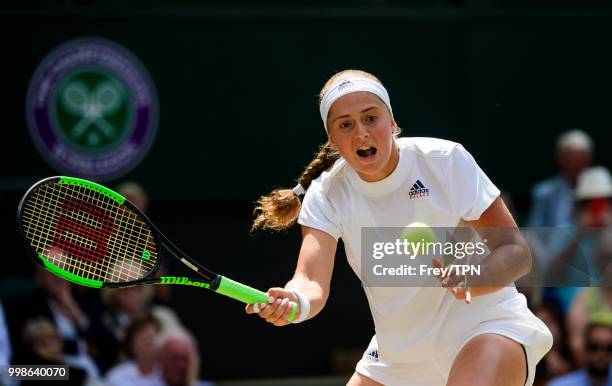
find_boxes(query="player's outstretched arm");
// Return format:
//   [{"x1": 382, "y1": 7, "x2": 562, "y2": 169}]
[
  {"x1": 436, "y1": 197, "x2": 532, "y2": 302},
  {"x1": 245, "y1": 226, "x2": 337, "y2": 326},
  {"x1": 466, "y1": 196, "x2": 532, "y2": 297}
]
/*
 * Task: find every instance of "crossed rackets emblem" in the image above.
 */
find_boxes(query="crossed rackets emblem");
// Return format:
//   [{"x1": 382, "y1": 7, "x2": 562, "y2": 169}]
[{"x1": 61, "y1": 80, "x2": 123, "y2": 146}]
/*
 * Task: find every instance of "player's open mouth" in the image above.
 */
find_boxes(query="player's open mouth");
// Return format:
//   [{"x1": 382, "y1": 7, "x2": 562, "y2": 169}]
[{"x1": 356, "y1": 146, "x2": 377, "y2": 158}]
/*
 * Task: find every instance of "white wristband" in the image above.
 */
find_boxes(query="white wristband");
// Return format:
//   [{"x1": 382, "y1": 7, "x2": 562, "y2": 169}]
[{"x1": 290, "y1": 289, "x2": 311, "y2": 324}]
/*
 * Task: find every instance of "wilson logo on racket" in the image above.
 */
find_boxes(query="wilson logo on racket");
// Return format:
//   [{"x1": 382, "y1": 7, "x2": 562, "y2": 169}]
[
  {"x1": 51, "y1": 196, "x2": 116, "y2": 263},
  {"x1": 160, "y1": 276, "x2": 210, "y2": 288}
]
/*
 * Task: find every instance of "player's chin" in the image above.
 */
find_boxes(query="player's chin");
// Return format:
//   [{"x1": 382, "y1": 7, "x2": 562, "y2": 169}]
[{"x1": 354, "y1": 162, "x2": 386, "y2": 180}]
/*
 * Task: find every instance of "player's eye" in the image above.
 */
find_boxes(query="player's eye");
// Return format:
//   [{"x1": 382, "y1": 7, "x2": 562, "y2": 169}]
[
  {"x1": 365, "y1": 115, "x2": 377, "y2": 123},
  {"x1": 338, "y1": 120, "x2": 353, "y2": 129}
]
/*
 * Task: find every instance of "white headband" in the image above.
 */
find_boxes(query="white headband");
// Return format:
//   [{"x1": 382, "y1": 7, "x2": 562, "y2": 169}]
[{"x1": 319, "y1": 76, "x2": 393, "y2": 132}]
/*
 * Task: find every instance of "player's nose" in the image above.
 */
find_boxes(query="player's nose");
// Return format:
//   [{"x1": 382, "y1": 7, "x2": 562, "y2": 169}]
[{"x1": 354, "y1": 121, "x2": 370, "y2": 139}]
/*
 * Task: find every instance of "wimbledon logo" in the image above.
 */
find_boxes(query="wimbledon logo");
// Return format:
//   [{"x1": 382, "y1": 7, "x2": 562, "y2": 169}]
[{"x1": 26, "y1": 37, "x2": 158, "y2": 180}]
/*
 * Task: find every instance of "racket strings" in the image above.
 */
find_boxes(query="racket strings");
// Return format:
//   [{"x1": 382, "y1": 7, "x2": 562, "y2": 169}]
[
  {"x1": 21, "y1": 182, "x2": 158, "y2": 283},
  {"x1": 23, "y1": 184, "x2": 127, "y2": 281},
  {"x1": 23, "y1": 183, "x2": 153, "y2": 282}
]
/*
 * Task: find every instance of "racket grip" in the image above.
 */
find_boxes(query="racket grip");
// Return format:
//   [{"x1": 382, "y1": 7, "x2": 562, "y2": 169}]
[
  {"x1": 216, "y1": 276, "x2": 268, "y2": 304},
  {"x1": 216, "y1": 276, "x2": 298, "y2": 322}
]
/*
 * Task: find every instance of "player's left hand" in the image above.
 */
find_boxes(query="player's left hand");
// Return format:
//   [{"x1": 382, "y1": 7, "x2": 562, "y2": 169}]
[{"x1": 432, "y1": 257, "x2": 472, "y2": 304}]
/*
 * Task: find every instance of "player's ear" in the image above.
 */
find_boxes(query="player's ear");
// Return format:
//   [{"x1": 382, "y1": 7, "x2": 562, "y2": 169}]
[
  {"x1": 390, "y1": 117, "x2": 400, "y2": 136},
  {"x1": 391, "y1": 117, "x2": 397, "y2": 131},
  {"x1": 327, "y1": 134, "x2": 336, "y2": 149}
]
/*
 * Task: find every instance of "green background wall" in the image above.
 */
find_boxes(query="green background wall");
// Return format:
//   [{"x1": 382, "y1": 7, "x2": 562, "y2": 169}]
[
  {"x1": 2, "y1": 6, "x2": 611, "y2": 209},
  {"x1": 1, "y1": 3, "x2": 612, "y2": 380}
]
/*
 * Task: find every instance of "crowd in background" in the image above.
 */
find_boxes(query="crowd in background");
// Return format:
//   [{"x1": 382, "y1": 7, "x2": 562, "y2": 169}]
[
  {"x1": 0, "y1": 130, "x2": 611, "y2": 385},
  {"x1": 525, "y1": 130, "x2": 612, "y2": 386},
  {"x1": 0, "y1": 183, "x2": 211, "y2": 386}
]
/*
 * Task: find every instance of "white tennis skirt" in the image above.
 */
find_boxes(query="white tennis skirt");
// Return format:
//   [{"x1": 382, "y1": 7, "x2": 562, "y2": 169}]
[{"x1": 356, "y1": 294, "x2": 553, "y2": 386}]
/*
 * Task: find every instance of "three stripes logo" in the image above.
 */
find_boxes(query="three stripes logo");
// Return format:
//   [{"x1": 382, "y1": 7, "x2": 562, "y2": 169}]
[
  {"x1": 337, "y1": 80, "x2": 354, "y2": 91},
  {"x1": 366, "y1": 349, "x2": 379, "y2": 362},
  {"x1": 409, "y1": 179, "x2": 430, "y2": 199}
]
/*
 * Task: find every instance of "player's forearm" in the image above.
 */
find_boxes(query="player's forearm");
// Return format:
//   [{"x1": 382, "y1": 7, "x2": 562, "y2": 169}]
[{"x1": 469, "y1": 241, "x2": 532, "y2": 294}]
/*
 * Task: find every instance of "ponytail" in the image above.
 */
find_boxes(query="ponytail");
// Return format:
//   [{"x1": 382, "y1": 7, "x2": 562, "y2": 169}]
[{"x1": 251, "y1": 143, "x2": 339, "y2": 231}]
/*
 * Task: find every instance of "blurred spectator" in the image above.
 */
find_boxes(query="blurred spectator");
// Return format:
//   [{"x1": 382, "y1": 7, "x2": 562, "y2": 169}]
[
  {"x1": 158, "y1": 329, "x2": 210, "y2": 386},
  {"x1": 569, "y1": 288, "x2": 612, "y2": 368},
  {"x1": 568, "y1": 228, "x2": 612, "y2": 366},
  {"x1": 5, "y1": 267, "x2": 117, "y2": 373},
  {"x1": 0, "y1": 301, "x2": 11, "y2": 366},
  {"x1": 17, "y1": 317, "x2": 92, "y2": 386},
  {"x1": 528, "y1": 129, "x2": 593, "y2": 227},
  {"x1": 549, "y1": 322, "x2": 612, "y2": 386},
  {"x1": 533, "y1": 303, "x2": 575, "y2": 385},
  {"x1": 116, "y1": 181, "x2": 149, "y2": 213},
  {"x1": 103, "y1": 286, "x2": 183, "y2": 342},
  {"x1": 105, "y1": 316, "x2": 164, "y2": 386},
  {"x1": 116, "y1": 181, "x2": 172, "y2": 306},
  {"x1": 543, "y1": 166, "x2": 612, "y2": 312}
]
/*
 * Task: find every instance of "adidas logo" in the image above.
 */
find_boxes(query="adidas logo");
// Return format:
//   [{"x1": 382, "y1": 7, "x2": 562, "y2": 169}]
[
  {"x1": 366, "y1": 349, "x2": 379, "y2": 362},
  {"x1": 337, "y1": 80, "x2": 354, "y2": 91},
  {"x1": 409, "y1": 179, "x2": 430, "y2": 199}
]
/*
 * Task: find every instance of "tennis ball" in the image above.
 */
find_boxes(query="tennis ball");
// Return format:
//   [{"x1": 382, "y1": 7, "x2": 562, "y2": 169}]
[{"x1": 400, "y1": 222, "x2": 436, "y2": 245}]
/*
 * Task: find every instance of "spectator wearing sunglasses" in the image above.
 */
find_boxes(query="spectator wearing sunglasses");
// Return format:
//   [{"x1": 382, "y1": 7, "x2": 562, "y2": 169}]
[
  {"x1": 549, "y1": 321, "x2": 612, "y2": 386},
  {"x1": 567, "y1": 229, "x2": 612, "y2": 366},
  {"x1": 543, "y1": 166, "x2": 612, "y2": 314}
]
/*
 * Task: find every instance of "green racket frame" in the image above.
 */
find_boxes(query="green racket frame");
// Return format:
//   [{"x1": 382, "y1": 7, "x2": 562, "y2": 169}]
[{"x1": 17, "y1": 176, "x2": 296, "y2": 320}]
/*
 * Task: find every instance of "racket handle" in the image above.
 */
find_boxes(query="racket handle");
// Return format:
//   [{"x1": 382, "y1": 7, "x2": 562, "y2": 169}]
[
  {"x1": 216, "y1": 276, "x2": 268, "y2": 304},
  {"x1": 216, "y1": 276, "x2": 298, "y2": 322}
]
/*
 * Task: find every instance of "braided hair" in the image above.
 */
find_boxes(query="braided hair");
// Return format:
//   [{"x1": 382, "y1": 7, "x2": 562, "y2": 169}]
[{"x1": 251, "y1": 69, "x2": 387, "y2": 231}]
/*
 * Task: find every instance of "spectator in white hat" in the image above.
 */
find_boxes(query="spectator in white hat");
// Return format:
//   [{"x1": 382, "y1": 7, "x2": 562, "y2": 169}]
[{"x1": 544, "y1": 166, "x2": 612, "y2": 313}]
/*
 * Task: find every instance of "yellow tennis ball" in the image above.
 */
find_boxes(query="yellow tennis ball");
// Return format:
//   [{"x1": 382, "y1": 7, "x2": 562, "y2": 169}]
[{"x1": 400, "y1": 222, "x2": 435, "y2": 245}]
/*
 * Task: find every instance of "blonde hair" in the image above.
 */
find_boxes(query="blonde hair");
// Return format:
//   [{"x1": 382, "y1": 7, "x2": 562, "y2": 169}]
[{"x1": 252, "y1": 69, "x2": 394, "y2": 231}]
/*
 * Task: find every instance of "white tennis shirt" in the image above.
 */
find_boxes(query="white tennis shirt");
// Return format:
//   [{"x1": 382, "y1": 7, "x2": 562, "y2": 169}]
[{"x1": 298, "y1": 137, "x2": 541, "y2": 363}]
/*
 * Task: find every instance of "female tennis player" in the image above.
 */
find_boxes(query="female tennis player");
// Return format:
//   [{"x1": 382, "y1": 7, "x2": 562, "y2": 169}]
[{"x1": 246, "y1": 70, "x2": 553, "y2": 386}]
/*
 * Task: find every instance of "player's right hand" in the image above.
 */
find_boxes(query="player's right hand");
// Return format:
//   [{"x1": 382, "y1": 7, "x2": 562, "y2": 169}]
[
  {"x1": 245, "y1": 287, "x2": 298, "y2": 327},
  {"x1": 432, "y1": 257, "x2": 472, "y2": 304}
]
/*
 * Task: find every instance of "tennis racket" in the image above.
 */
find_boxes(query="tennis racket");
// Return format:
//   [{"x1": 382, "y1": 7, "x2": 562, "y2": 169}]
[{"x1": 17, "y1": 176, "x2": 297, "y2": 321}]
